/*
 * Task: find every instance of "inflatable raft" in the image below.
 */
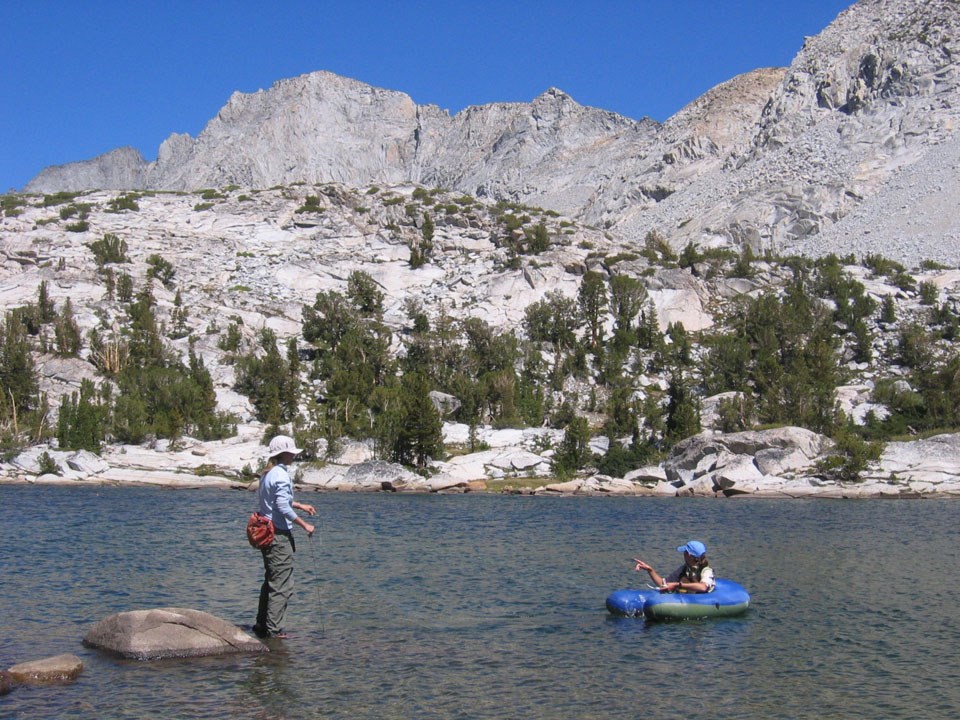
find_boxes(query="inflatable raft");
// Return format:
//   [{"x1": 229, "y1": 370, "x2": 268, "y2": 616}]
[{"x1": 606, "y1": 578, "x2": 750, "y2": 620}]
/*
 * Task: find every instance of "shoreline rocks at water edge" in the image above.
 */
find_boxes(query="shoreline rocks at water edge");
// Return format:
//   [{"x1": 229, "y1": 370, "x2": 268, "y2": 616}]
[{"x1": 2, "y1": 423, "x2": 960, "y2": 498}]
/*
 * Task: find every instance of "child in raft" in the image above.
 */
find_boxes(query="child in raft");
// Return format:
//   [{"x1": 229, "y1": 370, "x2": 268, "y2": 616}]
[{"x1": 633, "y1": 540, "x2": 716, "y2": 593}]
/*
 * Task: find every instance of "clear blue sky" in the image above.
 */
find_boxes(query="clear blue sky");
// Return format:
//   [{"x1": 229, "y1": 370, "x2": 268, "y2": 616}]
[{"x1": 1, "y1": 0, "x2": 853, "y2": 192}]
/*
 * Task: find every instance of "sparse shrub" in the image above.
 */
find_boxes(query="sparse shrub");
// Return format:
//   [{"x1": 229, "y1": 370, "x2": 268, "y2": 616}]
[
  {"x1": 879, "y1": 296, "x2": 896, "y2": 324},
  {"x1": 640, "y1": 229, "x2": 676, "y2": 265},
  {"x1": 42, "y1": 192, "x2": 80, "y2": 207},
  {"x1": 37, "y1": 451, "x2": 60, "y2": 475},
  {"x1": 2, "y1": 195, "x2": 27, "y2": 216},
  {"x1": 106, "y1": 194, "x2": 140, "y2": 212},
  {"x1": 117, "y1": 273, "x2": 134, "y2": 302},
  {"x1": 919, "y1": 281, "x2": 939, "y2": 306},
  {"x1": 89, "y1": 233, "x2": 130, "y2": 266},
  {"x1": 217, "y1": 318, "x2": 244, "y2": 354},
  {"x1": 146, "y1": 254, "x2": 175, "y2": 287},
  {"x1": 816, "y1": 428, "x2": 882, "y2": 483},
  {"x1": 295, "y1": 195, "x2": 323, "y2": 213}
]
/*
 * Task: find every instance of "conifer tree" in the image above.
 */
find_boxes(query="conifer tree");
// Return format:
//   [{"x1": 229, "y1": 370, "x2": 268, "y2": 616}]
[
  {"x1": 57, "y1": 378, "x2": 104, "y2": 452},
  {"x1": 394, "y1": 372, "x2": 443, "y2": 469},
  {"x1": 665, "y1": 371, "x2": 700, "y2": 445},
  {"x1": 0, "y1": 312, "x2": 40, "y2": 426},
  {"x1": 54, "y1": 297, "x2": 82, "y2": 356},
  {"x1": 609, "y1": 274, "x2": 645, "y2": 350},
  {"x1": 578, "y1": 270, "x2": 608, "y2": 351},
  {"x1": 553, "y1": 415, "x2": 592, "y2": 475}
]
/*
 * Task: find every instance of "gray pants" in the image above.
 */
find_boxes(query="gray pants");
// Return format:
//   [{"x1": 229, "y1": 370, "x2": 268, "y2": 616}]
[{"x1": 255, "y1": 532, "x2": 295, "y2": 636}]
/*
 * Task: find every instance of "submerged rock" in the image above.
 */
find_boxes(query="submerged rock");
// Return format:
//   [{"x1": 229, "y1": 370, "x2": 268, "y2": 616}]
[
  {"x1": 0, "y1": 670, "x2": 15, "y2": 695},
  {"x1": 6, "y1": 653, "x2": 83, "y2": 685},
  {"x1": 83, "y1": 608, "x2": 268, "y2": 660}
]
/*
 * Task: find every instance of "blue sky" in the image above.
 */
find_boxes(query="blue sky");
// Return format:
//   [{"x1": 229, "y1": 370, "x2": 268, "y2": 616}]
[{"x1": 1, "y1": 0, "x2": 853, "y2": 192}]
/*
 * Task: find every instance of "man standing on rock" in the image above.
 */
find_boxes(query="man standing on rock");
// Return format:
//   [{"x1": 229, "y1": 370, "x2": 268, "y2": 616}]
[{"x1": 253, "y1": 435, "x2": 316, "y2": 639}]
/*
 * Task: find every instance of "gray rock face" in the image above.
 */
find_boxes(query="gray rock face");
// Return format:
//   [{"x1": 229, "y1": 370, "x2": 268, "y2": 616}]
[
  {"x1": 83, "y1": 608, "x2": 267, "y2": 660},
  {"x1": 617, "y1": 0, "x2": 960, "y2": 265},
  {"x1": 22, "y1": 1, "x2": 960, "y2": 265},
  {"x1": 24, "y1": 73, "x2": 657, "y2": 217},
  {"x1": 26, "y1": 147, "x2": 147, "y2": 194},
  {"x1": 664, "y1": 428, "x2": 835, "y2": 496}
]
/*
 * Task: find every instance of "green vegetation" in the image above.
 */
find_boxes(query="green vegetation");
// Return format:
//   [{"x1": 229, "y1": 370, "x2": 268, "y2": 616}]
[
  {"x1": 6, "y1": 184, "x2": 960, "y2": 486},
  {"x1": 89, "y1": 233, "x2": 130, "y2": 266},
  {"x1": 106, "y1": 194, "x2": 141, "y2": 213},
  {"x1": 145, "y1": 254, "x2": 175, "y2": 287},
  {"x1": 2, "y1": 194, "x2": 27, "y2": 217},
  {"x1": 42, "y1": 191, "x2": 82, "y2": 207},
  {"x1": 295, "y1": 195, "x2": 324, "y2": 214}
]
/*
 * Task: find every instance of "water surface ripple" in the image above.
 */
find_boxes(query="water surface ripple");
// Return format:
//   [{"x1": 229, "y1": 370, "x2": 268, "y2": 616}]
[{"x1": 1, "y1": 487, "x2": 958, "y2": 719}]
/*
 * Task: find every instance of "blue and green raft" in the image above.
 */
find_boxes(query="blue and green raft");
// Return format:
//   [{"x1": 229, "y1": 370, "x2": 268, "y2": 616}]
[{"x1": 606, "y1": 579, "x2": 750, "y2": 621}]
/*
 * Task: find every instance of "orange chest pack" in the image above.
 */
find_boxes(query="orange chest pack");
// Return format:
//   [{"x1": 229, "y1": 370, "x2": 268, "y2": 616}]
[{"x1": 246, "y1": 512, "x2": 275, "y2": 549}]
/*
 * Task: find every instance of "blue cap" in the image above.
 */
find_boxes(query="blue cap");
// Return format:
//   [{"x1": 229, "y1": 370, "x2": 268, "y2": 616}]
[{"x1": 678, "y1": 541, "x2": 707, "y2": 558}]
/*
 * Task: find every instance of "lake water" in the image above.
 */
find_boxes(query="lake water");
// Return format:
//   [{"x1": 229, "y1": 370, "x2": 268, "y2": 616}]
[{"x1": 1, "y1": 486, "x2": 958, "y2": 719}]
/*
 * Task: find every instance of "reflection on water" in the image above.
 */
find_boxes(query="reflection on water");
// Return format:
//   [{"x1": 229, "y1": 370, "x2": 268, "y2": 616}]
[{"x1": 1, "y1": 487, "x2": 959, "y2": 719}]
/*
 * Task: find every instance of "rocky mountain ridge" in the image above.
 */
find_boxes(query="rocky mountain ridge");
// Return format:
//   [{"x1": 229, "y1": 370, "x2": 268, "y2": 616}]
[{"x1": 22, "y1": 0, "x2": 960, "y2": 266}]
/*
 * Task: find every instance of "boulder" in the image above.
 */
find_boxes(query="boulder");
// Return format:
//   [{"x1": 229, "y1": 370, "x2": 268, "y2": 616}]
[
  {"x1": 712, "y1": 454, "x2": 764, "y2": 489},
  {"x1": 652, "y1": 480, "x2": 679, "y2": 496},
  {"x1": 665, "y1": 427, "x2": 833, "y2": 484},
  {"x1": 754, "y1": 447, "x2": 817, "y2": 476},
  {"x1": 428, "y1": 476, "x2": 469, "y2": 492},
  {"x1": 83, "y1": 608, "x2": 268, "y2": 660},
  {"x1": 623, "y1": 465, "x2": 668, "y2": 485},
  {"x1": 597, "y1": 476, "x2": 641, "y2": 494},
  {"x1": 331, "y1": 441, "x2": 374, "y2": 464},
  {"x1": 677, "y1": 475, "x2": 719, "y2": 497},
  {"x1": 342, "y1": 460, "x2": 425, "y2": 490},
  {"x1": 543, "y1": 479, "x2": 583, "y2": 493},
  {"x1": 0, "y1": 670, "x2": 15, "y2": 696},
  {"x1": 7, "y1": 654, "x2": 83, "y2": 685},
  {"x1": 299, "y1": 463, "x2": 349, "y2": 488},
  {"x1": 429, "y1": 390, "x2": 461, "y2": 417},
  {"x1": 67, "y1": 449, "x2": 110, "y2": 475}
]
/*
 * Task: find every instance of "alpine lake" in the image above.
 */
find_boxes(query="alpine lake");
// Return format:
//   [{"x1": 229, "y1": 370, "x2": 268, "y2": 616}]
[{"x1": 2, "y1": 485, "x2": 958, "y2": 719}]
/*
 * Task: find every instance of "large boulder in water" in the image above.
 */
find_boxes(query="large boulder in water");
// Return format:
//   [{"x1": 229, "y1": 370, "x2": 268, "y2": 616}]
[{"x1": 83, "y1": 608, "x2": 268, "y2": 660}]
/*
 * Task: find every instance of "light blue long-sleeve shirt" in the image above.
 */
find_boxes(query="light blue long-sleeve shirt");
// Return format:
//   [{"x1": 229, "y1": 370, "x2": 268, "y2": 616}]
[{"x1": 258, "y1": 464, "x2": 298, "y2": 532}]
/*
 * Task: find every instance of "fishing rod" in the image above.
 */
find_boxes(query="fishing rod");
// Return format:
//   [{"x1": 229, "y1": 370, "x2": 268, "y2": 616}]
[{"x1": 308, "y1": 528, "x2": 326, "y2": 637}]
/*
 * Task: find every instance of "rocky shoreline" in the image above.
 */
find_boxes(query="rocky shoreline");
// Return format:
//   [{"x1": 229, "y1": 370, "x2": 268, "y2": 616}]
[{"x1": 4, "y1": 422, "x2": 960, "y2": 499}]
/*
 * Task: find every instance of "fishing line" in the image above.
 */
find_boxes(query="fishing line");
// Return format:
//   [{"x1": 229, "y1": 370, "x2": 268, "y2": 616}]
[{"x1": 308, "y1": 530, "x2": 326, "y2": 636}]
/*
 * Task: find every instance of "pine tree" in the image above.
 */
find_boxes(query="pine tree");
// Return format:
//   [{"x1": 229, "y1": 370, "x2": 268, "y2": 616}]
[
  {"x1": 54, "y1": 297, "x2": 82, "y2": 356},
  {"x1": 553, "y1": 415, "x2": 592, "y2": 475},
  {"x1": 0, "y1": 313, "x2": 40, "y2": 420},
  {"x1": 665, "y1": 372, "x2": 700, "y2": 445},
  {"x1": 578, "y1": 270, "x2": 608, "y2": 351},
  {"x1": 609, "y1": 274, "x2": 645, "y2": 351},
  {"x1": 386, "y1": 372, "x2": 443, "y2": 469}
]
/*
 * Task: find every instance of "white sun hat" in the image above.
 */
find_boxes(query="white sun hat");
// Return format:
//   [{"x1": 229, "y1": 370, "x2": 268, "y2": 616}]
[{"x1": 265, "y1": 435, "x2": 302, "y2": 459}]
